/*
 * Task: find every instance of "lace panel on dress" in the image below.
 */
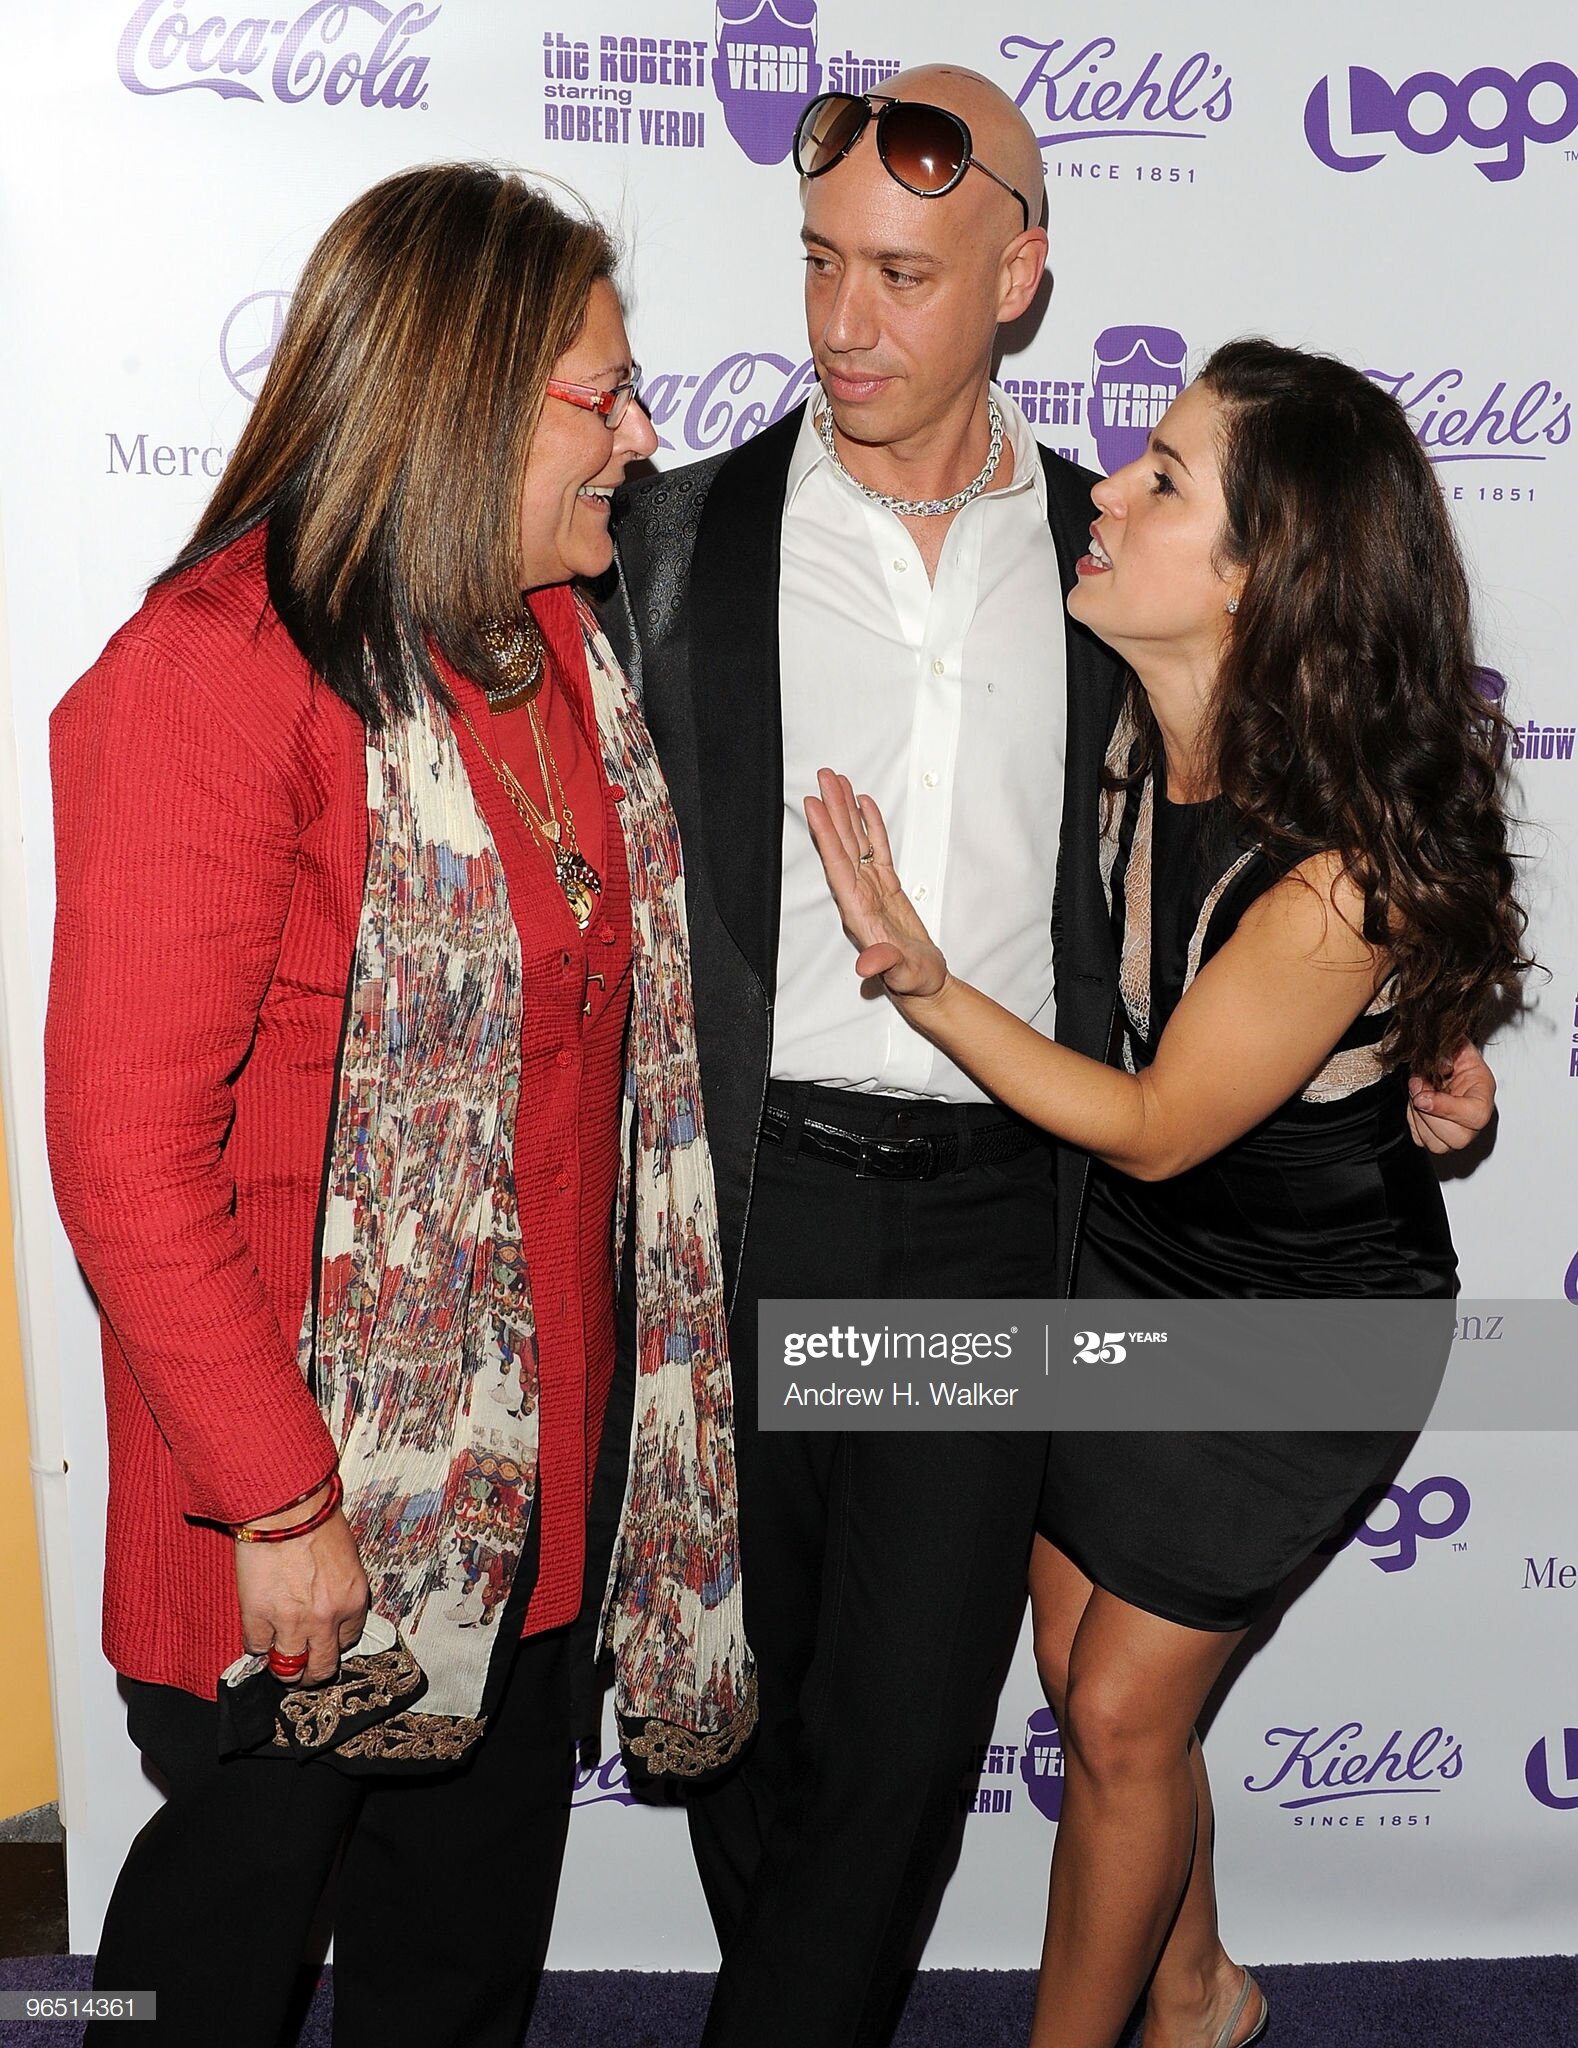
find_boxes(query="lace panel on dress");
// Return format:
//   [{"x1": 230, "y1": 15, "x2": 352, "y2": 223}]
[{"x1": 1096, "y1": 714, "x2": 1395, "y2": 1104}]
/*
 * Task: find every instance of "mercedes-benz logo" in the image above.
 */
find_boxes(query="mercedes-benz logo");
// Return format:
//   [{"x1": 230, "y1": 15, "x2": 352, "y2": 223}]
[{"x1": 220, "y1": 290, "x2": 290, "y2": 402}]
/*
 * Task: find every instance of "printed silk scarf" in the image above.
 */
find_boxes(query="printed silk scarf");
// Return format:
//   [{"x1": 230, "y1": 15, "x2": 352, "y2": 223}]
[{"x1": 272, "y1": 596, "x2": 755, "y2": 1772}]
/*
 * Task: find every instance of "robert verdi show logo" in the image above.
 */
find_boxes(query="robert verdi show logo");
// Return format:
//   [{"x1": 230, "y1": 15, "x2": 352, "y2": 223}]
[
  {"x1": 996, "y1": 322, "x2": 1188, "y2": 475},
  {"x1": 1019, "y1": 1707, "x2": 1067, "y2": 1823},
  {"x1": 1470, "y1": 666, "x2": 1574, "y2": 776},
  {"x1": 1089, "y1": 326, "x2": 1188, "y2": 474},
  {"x1": 539, "y1": 1, "x2": 900, "y2": 161}
]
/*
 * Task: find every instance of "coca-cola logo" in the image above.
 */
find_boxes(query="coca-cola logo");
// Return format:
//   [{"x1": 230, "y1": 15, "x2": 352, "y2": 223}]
[
  {"x1": 1364, "y1": 368, "x2": 1570, "y2": 464},
  {"x1": 1000, "y1": 33, "x2": 1232, "y2": 148},
  {"x1": 641, "y1": 351, "x2": 819, "y2": 454},
  {"x1": 1244, "y1": 1721, "x2": 1462, "y2": 1809},
  {"x1": 117, "y1": 1, "x2": 438, "y2": 108},
  {"x1": 1305, "y1": 62, "x2": 1578, "y2": 182},
  {"x1": 572, "y1": 1751, "x2": 637, "y2": 1808}
]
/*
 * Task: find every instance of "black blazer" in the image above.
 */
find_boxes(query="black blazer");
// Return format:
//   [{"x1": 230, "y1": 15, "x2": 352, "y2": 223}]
[{"x1": 599, "y1": 404, "x2": 1125, "y2": 1300}]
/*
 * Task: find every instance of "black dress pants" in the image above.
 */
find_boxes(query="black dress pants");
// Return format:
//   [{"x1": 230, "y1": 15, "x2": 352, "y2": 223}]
[
  {"x1": 691, "y1": 1085, "x2": 1056, "y2": 2048},
  {"x1": 86, "y1": 1625, "x2": 573, "y2": 2048}
]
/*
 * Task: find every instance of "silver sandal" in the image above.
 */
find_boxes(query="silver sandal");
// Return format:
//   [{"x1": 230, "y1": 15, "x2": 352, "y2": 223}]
[{"x1": 1211, "y1": 1969, "x2": 1269, "y2": 2048}]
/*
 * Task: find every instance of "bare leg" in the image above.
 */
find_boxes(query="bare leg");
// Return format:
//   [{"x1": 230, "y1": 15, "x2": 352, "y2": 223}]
[
  {"x1": 1025, "y1": 1549, "x2": 1256, "y2": 2048},
  {"x1": 1028, "y1": 1532, "x2": 1092, "y2": 1720},
  {"x1": 1137, "y1": 1736, "x2": 1263, "y2": 2048}
]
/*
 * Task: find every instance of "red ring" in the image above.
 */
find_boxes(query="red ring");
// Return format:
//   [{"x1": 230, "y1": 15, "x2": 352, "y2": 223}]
[{"x1": 267, "y1": 1649, "x2": 309, "y2": 1677}]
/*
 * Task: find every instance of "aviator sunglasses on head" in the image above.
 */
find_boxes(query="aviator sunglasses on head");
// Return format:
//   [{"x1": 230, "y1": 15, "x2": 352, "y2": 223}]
[{"x1": 792, "y1": 92, "x2": 1034, "y2": 234}]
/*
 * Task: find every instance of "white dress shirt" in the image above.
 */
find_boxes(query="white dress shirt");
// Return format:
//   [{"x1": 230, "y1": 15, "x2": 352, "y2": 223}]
[{"x1": 772, "y1": 387, "x2": 1070, "y2": 1102}]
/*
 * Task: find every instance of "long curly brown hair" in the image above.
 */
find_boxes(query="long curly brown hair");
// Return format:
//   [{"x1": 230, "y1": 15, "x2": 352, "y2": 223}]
[{"x1": 1111, "y1": 337, "x2": 1529, "y2": 1079}]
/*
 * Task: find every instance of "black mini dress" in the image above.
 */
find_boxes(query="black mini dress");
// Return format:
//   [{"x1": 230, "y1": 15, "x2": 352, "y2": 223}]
[{"x1": 1037, "y1": 751, "x2": 1457, "y2": 1632}]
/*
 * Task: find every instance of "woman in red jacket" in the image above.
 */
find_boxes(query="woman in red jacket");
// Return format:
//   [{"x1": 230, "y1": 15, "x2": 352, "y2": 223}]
[{"x1": 46, "y1": 163, "x2": 753, "y2": 2048}]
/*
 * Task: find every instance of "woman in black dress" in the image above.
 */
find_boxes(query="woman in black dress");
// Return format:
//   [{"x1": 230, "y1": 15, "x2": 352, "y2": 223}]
[{"x1": 806, "y1": 339, "x2": 1527, "y2": 2048}]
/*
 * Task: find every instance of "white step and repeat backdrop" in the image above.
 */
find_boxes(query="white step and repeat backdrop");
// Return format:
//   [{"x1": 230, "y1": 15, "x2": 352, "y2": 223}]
[{"x1": 1, "y1": 0, "x2": 1576, "y2": 1971}]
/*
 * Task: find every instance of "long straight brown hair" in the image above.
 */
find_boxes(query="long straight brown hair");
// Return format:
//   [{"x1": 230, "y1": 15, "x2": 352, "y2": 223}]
[{"x1": 164, "y1": 162, "x2": 615, "y2": 725}]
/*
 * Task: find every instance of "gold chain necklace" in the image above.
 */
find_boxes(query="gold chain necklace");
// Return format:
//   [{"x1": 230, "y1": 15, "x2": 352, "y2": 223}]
[{"x1": 455, "y1": 701, "x2": 602, "y2": 929}]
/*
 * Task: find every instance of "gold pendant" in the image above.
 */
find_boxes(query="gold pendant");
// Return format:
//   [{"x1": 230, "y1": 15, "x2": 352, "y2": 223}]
[{"x1": 554, "y1": 848, "x2": 602, "y2": 930}]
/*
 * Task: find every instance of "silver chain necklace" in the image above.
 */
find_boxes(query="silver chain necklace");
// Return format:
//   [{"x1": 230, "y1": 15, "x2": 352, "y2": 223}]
[{"x1": 815, "y1": 395, "x2": 1005, "y2": 518}]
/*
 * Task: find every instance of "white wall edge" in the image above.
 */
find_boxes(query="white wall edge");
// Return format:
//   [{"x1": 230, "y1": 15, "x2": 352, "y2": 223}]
[{"x1": 0, "y1": 506, "x2": 89, "y2": 1838}]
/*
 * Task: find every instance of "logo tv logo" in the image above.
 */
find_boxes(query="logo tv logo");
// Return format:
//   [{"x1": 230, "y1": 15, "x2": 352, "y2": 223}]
[
  {"x1": 1353, "y1": 1476, "x2": 1470, "y2": 1572},
  {"x1": 1305, "y1": 62, "x2": 1578, "y2": 181},
  {"x1": 1525, "y1": 1730, "x2": 1578, "y2": 1811},
  {"x1": 118, "y1": 0, "x2": 437, "y2": 108}
]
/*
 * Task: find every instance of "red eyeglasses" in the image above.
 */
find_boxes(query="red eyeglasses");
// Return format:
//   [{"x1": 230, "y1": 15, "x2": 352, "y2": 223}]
[
  {"x1": 544, "y1": 364, "x2": 644, "y2": 429},
  {"x1": 793, "y1": 93, "x2": 1034, "y2": 235}
]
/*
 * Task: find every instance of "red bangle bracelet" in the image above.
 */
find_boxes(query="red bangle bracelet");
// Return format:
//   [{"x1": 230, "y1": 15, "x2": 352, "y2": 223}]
[
  {"x1": 232, "y1": 1471, "x2": 344, "y2": 1544},
  {"x1": 251, "y1": 1470, "x2": 338, "y2": 1522}
]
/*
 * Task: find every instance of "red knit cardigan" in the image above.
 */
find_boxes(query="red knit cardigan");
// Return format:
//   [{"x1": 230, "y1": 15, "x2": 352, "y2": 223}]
[{"x1": 45, "y1": 529, "x2": 632, "y2": 1698}]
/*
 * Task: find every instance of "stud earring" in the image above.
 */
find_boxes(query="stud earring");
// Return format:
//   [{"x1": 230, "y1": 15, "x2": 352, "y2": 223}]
[{"x1": 1225, "y1": 597, "x2": 1239, "y2": 614}]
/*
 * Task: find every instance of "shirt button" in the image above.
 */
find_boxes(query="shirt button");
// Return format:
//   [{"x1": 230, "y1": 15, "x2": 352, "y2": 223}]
[
  {"x1": 914, "y1": 885, "x2": 929, "y2": 903},
  {"x1": 987, "y1": 681, "x2": 998, "y2": 694},
  {"x1": 932, "y1": 658, "x2": 945, "y2": 676},
  {"x1": 555, "y1": 1171, "x2": 571, "y2": 1193},
  {"x1": 597, "y1": 923, "x2": 617, "y2": 946},
  {"x1": 922, "y1": 771, "x2": 939, "y2": 789},
  {"x1": 893, "y1": 558, "x2": 908, "y2": 572},
  {"x1": 555, "y1": 1048, "x2": 574, "y2": 1069}
]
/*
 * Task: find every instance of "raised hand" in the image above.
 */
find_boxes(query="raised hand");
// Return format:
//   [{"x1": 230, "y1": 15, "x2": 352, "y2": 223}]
[{"x1": 803, "y1": 770, "x2": 949, "y2": 1000}]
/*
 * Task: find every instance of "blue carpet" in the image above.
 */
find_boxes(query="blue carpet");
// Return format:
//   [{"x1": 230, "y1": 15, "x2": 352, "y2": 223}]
[{"x1": 4, "y1": 1953, "x2": 1577, "y2": 2045}]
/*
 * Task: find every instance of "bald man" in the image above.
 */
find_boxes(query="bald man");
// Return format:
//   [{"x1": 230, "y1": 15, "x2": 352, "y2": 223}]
[
  {"x1": 590, "y1": 66, "x2": 1117, "y2": 2048},
  {"x1": 593, "y1": 61, "x2": 1487, "y2": 2048}
]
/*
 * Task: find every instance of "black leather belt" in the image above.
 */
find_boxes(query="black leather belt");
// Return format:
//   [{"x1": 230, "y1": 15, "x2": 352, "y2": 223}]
[{"x1": 759, "y1": 1102, "x2": 1037, "y2": 1180}]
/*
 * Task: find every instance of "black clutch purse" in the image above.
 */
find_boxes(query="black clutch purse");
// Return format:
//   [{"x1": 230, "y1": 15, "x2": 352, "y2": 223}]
[{"x1": 216, "y1": 1614, "x2": 455, "y2": 1776}]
